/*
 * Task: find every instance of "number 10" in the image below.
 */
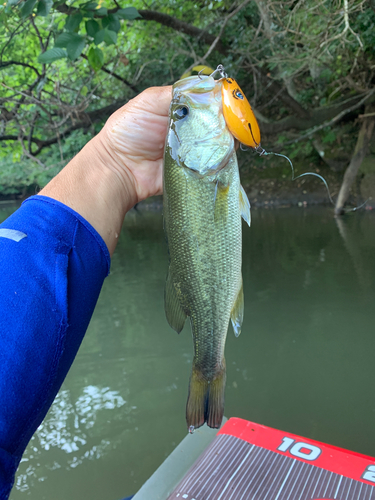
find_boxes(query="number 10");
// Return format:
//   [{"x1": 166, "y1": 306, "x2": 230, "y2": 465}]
[{"x1": 277, "y1": 437, "x2": 322, "y2": 461}]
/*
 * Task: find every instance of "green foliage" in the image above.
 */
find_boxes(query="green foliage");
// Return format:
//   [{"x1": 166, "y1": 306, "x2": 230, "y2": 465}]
[
  {"x1": 37, "y1": 47, "x2": 67, "y2": 63},
  {"x1": 0, "y1": 130, "x2": 91, "y2": 195},
  {"x1": 0, "y1": 0, "x2": 373, "y2": 196},
  {"x1": 87, "y1": 45, "x2": 103, "y2": 70},
  {"x1": 322, "y1": 130, "x2": 336, "y2": 144},
  {"x1": 117, "y1": 7, "x2": 141, "y2": 20}
]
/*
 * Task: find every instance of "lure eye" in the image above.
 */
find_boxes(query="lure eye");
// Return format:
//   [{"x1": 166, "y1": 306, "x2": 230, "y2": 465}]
[
  {"x1": 235, "y1": 90, "x2": 244, "y2": 100},
  {"x1": 174, "y1": 106, "x2": 189, "y2": 120}
]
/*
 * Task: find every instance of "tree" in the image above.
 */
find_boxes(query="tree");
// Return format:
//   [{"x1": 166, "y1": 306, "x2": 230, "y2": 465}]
[{"x1": 1, "y1": 0, "x2": 374, "y2": 205}]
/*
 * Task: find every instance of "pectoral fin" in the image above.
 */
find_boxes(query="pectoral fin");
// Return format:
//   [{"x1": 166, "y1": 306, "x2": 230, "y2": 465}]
[
  {"x1": 231, "y1": 280, "x2": 244, "y2": 337},
  {"x1": 239, "y1": 185, "x2": 251, "y2": 226},
  {"x1": 165, "y1": 269, "x2": 187, "y2": 333},
  {"x1": 214, "y1": 181, "x2": 229, "y2": 223}
]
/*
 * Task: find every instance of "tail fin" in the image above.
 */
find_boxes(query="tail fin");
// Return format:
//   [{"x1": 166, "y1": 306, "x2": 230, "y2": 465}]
[{"x1": 186, "y1": 363, "x2": 226, "y2": 430}]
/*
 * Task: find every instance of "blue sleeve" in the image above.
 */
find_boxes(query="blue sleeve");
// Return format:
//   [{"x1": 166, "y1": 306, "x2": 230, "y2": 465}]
[{"x1": 0, "y1": 195, "x2": 111, "y2": 499}]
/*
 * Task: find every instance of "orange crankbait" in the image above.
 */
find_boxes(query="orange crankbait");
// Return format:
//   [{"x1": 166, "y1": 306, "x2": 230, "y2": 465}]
[{"x1": 221, "y1": 77, "x2": 261, "y2": 150}]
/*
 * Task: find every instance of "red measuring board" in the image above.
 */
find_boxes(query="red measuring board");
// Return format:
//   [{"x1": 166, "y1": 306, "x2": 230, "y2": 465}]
[{"x1": 167, "y1": 418, "x2": 375, "y2": 500}]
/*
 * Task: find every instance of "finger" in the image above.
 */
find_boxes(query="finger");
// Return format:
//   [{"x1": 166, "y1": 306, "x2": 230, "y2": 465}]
[{"x1": 131, "y1": 86, "x2": 173, "y2": 117}]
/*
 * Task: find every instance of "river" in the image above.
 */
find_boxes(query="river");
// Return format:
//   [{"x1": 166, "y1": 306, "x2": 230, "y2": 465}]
[{"x1": 1, "y1": 202, "x2": 374, "y2": 500}]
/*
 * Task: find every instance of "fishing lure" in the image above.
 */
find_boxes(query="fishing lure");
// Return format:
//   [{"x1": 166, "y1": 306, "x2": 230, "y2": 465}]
[
  {"x1": 207, "y1": 64, "x2": 262, "y2": 150},
  {"x1": 221, "y1": 77, "x2": 261, "y2": 150},
  {"x1": 205, "y1": 65, "x2": 366, "y2": 212}
]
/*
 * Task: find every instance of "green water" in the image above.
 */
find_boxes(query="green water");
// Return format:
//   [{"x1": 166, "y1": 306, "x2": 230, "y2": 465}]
[{"x1": 1, "y1": 203, "x2": 375, "y2": 500}]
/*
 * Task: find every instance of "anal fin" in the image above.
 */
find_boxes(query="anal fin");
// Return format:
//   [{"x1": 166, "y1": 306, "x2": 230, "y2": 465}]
[
  {"x1": 231, "y1": 279, "x2": 244, "y2": 337},
  {"x1": 165, "y1": 269, "x2": 187, "y2": 333}
]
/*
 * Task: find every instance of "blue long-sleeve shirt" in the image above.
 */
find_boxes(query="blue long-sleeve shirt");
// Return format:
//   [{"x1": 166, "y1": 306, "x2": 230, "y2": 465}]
[{"x1": 0, "y1": 195, "x2": 110, "y2": 499}]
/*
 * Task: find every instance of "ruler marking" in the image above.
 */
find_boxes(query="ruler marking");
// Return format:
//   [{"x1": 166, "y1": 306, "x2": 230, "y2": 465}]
[
  {"x1": 274, "y1": 460, "x2": 296, "y2": 500},
  {"x1": 206, "y1": 439, "x2": 251, "y2": 499},
  {"x1": 181, "y1": 434, "x2": 227, "y2": 493},
  {"x1": 297, "y1": 464, "x2": 314, "y2": 500},
  {"x1": 323, "y1": 471, "x2": 333, "y2": 498},
  {"x1": 250, "y1": 453, "x2": 280, "y2": 500},
  {"x1": 304, "y1": 466, "x2": 320, "y2": 500},
  {"x1": 238, "y1": 448, "x2": 273, "y2": 500},
  {"x1": 215, "y1": 445, "x2": 254, "y2": 500},
  {"x1": 345, "y1": 478, "x2": 353, "y2": 500},
  {"x1": 285, "y1": 462, "x2": 304, "y2": 500},
  {"x1": 334, "y1": 475, "x2": 343, "y2": 499},
  {"x1": 262, "y1": 455, "x2": 290, "y2": 500},
  {"x1": 228, "y1": 447, "x2": 264, "y2": 500},
  {"x1": 357, "y1": 481, "x2": 363, "y2": 500},
  {"x1": 194, "y1": 436, "x2": 239, "y2": 496},
  {"x1": 310, "y1": 467, "x2": 324, "y2": 499},
  {"x1": 368, "y1": 483, "x2": 374, "y2": 500}
]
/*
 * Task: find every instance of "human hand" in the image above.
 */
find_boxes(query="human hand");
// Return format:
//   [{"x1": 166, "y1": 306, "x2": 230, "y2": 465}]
[
  {"x1": 40, "y1": 85, "x2": 172, "y2": 255},
  {"x1": 98, "y1": 85, "x2": 172, "y2": 205}
]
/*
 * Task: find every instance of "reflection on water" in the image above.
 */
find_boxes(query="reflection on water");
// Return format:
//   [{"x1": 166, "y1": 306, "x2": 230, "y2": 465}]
[
  {"x1": 16, "y1": 386, "x2": 126, "y2": 492},
  {"x1": 1, "y1": 205, "x2": 374, "y2": 500}
]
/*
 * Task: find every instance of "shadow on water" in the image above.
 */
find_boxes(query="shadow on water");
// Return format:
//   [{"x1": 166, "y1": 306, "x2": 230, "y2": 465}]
[{"x1": 1, "y1": 205, "x2": 374, "y2": 500}]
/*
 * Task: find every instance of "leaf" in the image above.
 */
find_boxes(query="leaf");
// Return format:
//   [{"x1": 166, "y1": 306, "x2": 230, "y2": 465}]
[
  {"x1": 95, "y1": 7, "x2": 107, "y2": 16},
  {"x1": 20, "y1": 0, "x2": 37, "y2": 18},
  {"x1": 36, "y1": 0, "x2": 53, "y2": 16},
  {"x1": 36, "y1": 77, "x2": 47, "y2": 92},
  {"x1": 55, "y1": 32, "x2": 82, "y2": 48},
  {"x1": 103, "y1": 29, "x2": 117, "y2": 45},
  {"x1": 117, "y1": 7, "x2": 141, "y2": 20},
  {"x1": 37, "y1": 48, "x2": 67, "y2": 64},
  {"x1": 94, "y1": 29, "x2": 106, "y2": 45},
  {"x1": 102, "y1": 14, "x2": 120, "y2": 33},
  {"x1": 65, "y1": 12, "x2": 83, "y2": 32},
  {"x1": 88, "y1": 46, "x2": 104, "y2": 71},
  {"x1": 86, "y1": 19, "x2": 100, "y2": 38},
  {"x1": 83, "y1": 2, "x2": 98, "y2": 10},
  {"x1": 66, "y1": 36, "x2": 86, "y2": 60},
  {"x1": 94, "y1": 28, "x2": 116, "y2": 45}
]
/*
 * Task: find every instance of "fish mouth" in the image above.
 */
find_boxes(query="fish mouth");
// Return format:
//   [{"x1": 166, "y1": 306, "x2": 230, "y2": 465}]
[{"x1": 173, "y1": 75, "x2": 217, "y2": 94}]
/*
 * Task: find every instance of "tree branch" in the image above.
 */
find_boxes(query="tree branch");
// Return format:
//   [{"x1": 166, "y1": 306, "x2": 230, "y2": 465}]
[
  {"x1": 278, "y1": 89, "x2": 375, "y2": 142},
  {"x1": 0, "y1": 60, "x2": 41, "y2": 77},
  {"x1": 81, "y1": 54, "x2": 139, "y2": 93},
  {"x1": 0, "y1": 100, "x2": 127, "y2": 154}
]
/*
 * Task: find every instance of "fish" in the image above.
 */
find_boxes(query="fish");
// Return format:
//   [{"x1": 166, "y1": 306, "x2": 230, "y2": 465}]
[{"x1": 163, "y1": 74, "x2": 250, "y2": 430}]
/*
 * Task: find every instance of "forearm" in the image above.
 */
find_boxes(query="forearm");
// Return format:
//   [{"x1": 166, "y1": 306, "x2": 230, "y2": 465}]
[
  {"x1": 0, "y1": 197, "x2": 110, "y2": 499},
  {"x1": 39, "y1": 133, "x2": 135, "y2": 256}
]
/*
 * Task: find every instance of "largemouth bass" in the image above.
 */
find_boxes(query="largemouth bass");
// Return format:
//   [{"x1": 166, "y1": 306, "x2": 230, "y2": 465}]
[{"x1": 163, "y1": 75, "x2": 250, "y2": 430}]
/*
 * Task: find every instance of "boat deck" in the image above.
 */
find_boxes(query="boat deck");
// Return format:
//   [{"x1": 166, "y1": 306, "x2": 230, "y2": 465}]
[{"x1": 133, "y1": 418, "x2": 375, "y2": 500}]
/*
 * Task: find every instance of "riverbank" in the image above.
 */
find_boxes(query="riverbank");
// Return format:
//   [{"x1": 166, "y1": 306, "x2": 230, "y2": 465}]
[
  {"x1": 1, "y1": 155, "x2": 373, "y2": 212},
  {"x1": 137, "y1": 171, "x2": 372, "y2": 212}
]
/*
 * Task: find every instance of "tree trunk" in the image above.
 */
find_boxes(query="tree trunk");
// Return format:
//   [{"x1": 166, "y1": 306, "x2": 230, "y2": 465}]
[{"x1": 334, "y1": 105, "x2": 375, "y2": 215}]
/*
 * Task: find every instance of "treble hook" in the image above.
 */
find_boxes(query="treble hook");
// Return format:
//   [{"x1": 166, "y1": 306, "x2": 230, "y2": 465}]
[
  {"x1": 197, "y1": 68, "x2": 206, "y2": 80},
  {"x1": 209, "y1": 64, "x2": 228, "y2": 80}
]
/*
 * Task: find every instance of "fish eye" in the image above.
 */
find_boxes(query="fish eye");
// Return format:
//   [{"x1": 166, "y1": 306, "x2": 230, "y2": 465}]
[{"x1": 174, "y1": 106, "x2": 189, "y2": 120}]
